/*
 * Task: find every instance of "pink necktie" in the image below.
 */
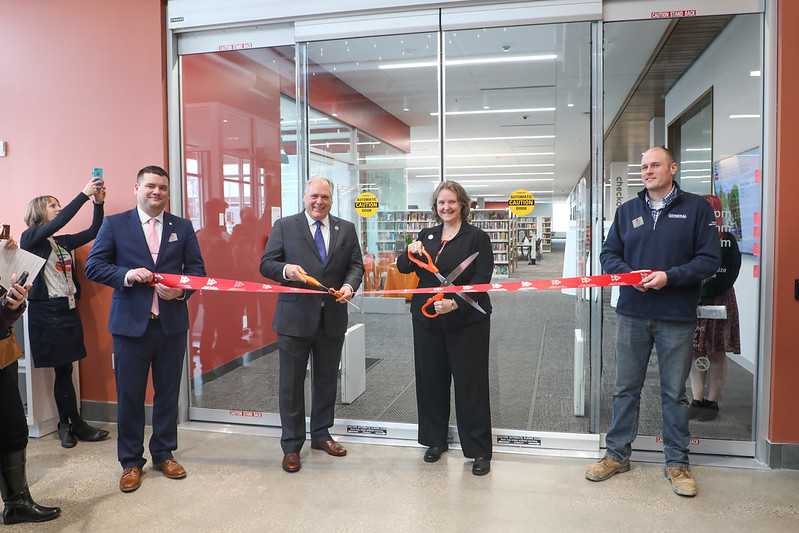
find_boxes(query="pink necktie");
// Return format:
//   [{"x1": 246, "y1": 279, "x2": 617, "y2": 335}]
[{"x1": 148, "y1": 218, "x2": 159, "y2": 315}]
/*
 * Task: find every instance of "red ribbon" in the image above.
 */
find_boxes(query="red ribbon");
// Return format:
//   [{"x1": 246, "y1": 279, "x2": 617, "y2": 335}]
[{"x1": 152, "y1": 271, "x2": 650, "y2": 296}]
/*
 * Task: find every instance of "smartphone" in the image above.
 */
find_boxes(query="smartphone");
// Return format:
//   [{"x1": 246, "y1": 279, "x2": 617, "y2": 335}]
[
  {"x1": 1, "y1": 270, "x2": 28, "y2": 307},
  {"x1": 92, "y1": 167, "x2": 103, "y2": 180},
  {"x1": 0, "y1": 224, "x2": 9, "y2": 241}
]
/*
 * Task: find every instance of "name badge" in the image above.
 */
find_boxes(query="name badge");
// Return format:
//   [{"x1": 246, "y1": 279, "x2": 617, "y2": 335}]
[
  {"x1": 632, "y1": 216, "x2": 644, "y2": 229},
  {"x1": 67, "y1": 294, "x2": 76, "y2": 310}
]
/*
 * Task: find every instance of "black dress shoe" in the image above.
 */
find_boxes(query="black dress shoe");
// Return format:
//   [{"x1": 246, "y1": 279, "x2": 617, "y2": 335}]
[
  {"x1": 699, "y1": 400, "x2": 719, "y2": 421},
  {"x1": 72, "y1": 423, "x2": 109, "y2": 442},
  {"x1": 423, "y1": 446, "x2": 448, "y2": 463},
  {"x1": 472, "y1": 457, "x2": 491, "y2": 476},
  {"x1": 57, "y1": 424, "x2": 76, "y2": 449},
  {"x1": 689, "y1": 399, "x2": 704, "y2": 420}
]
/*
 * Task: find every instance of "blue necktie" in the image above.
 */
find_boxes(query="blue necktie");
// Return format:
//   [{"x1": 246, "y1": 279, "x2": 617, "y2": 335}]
[{"x1": 314, "y1": 220, "x2": 327, "y2": 263}]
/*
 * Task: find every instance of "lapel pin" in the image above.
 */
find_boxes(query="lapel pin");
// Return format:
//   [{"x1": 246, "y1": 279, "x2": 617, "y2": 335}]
[{"x1": 428, "y1": 234, "x2": 434, "y2": 240}]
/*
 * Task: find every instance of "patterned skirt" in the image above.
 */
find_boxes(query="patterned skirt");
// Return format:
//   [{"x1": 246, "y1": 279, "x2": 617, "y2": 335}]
[{"x1": 693, "y1": 287, "x2": 741, "y2": 355}]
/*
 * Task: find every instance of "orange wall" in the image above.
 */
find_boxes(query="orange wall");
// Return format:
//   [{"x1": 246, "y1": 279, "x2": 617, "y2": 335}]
[
  {"x1": 770, "y1": 0, "x2": 799, "y2": 443},
  {"x1": 0, "y1": 0, "x2": 168, "y2": 403}
]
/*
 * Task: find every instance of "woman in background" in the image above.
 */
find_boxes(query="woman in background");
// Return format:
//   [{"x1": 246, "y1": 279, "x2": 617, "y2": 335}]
[
  {"x1": 20, "y1": 177, "x2": 109, "y2": 448},
  {"x1": 396, "y1": 180, "x2": 494, "y2": 476},
  {"x1": 1, "y1": 237, "x2": 61, "y2": 524},
  {"x1": 690, "y1": 194, "x2": 741, "y2": 421}
]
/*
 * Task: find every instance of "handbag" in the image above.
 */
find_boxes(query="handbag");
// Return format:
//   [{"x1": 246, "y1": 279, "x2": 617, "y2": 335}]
[{"x1": 0, "y1": 328, "x2": 23, "y2": 369}]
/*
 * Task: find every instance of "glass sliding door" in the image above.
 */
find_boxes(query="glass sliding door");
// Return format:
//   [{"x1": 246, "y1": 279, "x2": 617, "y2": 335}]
[
  {"x1": 441, "y1": 22, "x2": 593, "y2": 436},
  {"x1": 302, "y1": 31, "x2": 440, "y2": 427},
  {"x1": 181, "y1": 46, "x2": 297, "y2": 422},
  {"x1": 601, "y1": 12, "x2": 764, "y2": 455}
]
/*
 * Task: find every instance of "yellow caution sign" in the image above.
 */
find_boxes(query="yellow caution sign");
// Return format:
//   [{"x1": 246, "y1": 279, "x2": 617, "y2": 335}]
[
  {"x1": 354, "y1": 192, "x2": 379, "y2": 218},
  {"x1": 507, "y1": 190, "x2": 535, "y2": 216}
]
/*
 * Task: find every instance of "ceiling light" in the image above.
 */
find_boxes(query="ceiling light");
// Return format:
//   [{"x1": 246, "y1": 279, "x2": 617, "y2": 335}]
[
  {"x1": 378, "y1": 53, "x2": 557, "y2": 70},
  {"x1": 411, "y1": 135, "x2": 555, "y2": 143},
  {"x1": 685, "y1": 147, "x2": 711, "y2": 152},
  {"x1": 431, "y1": 107, "x2": 555, "y2": 116},
  {"x1": 750, "y1": 70, "x2": 761, "y2": 76},
  {"x1": 729, "y1": 114, "x2": 760, "y2": 119}
]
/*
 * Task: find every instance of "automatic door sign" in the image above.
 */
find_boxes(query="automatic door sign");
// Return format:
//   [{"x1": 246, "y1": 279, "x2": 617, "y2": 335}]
[
  {"x1": 355, "y1": 192, "x2": 379, "y2": 218},
  {"x1": 508, "y1": 190, "x2": 535, "y2": 216}
]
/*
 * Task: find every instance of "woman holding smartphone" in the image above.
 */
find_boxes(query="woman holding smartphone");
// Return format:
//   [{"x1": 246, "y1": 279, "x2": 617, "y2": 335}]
[
  {"x1": 20, "y1": 176, "x2": 109, "y2": 448},
  {"x1": 1, "y1": 238, "x2": 62, "y2": 524}
]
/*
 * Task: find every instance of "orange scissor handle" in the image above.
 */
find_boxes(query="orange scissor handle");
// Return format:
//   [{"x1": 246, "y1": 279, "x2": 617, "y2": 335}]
[
  {"x1": 407, "y1": 248, "x2": 439, "y2": 274},
  {"x1": 300, "y1": 273, "x2": 344, "y2": 299},
  {"x1": 422, "y1": 292, "x2": 444, "y2": 318}
]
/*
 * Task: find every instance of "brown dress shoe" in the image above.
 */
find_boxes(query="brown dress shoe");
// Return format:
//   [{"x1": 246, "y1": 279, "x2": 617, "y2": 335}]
[
  {"x1": 119, "y1": 467, "x2": 143, "y2": 492},
  {"x1": 311, "y1": 440, "x2": 347, "y2": 457},
  {"x1": 282, "y1": 452, "x2": 301, "y2": 472},
  {"x1": 153, "y1": 458, "x2": 187, "y2": 479}
]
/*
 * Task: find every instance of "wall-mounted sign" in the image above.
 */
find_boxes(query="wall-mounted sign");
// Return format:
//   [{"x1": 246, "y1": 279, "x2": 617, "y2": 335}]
[
  {"x1": 651, "y1": 10, "x2": 697, "y2": 19},
  {"x1": 354, "y1": 192, "x2": 379, "y2": 218},
  {"x1": 507, "y1": 189, "x2": 535, "y2": 216}
]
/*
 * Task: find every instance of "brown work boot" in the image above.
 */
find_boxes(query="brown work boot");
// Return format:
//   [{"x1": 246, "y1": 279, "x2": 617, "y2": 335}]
[
  {"x1": 664, "y1": 466, "x2": 697, "y2": 497},
  {"x1": 585, "y1": 455, "x2": 630, "y2": 481}
]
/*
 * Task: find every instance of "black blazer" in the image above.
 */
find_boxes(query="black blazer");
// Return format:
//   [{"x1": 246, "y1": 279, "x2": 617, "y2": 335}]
[
  {"x1": 260, "y1": 212, "x2": 364, "y2": 338},
  {"x1": 20, "y1": 193, "x2": 103, "y2": 301},
  {"x1": 396, "y1": 222, "x2": 493, "y2": 329}
]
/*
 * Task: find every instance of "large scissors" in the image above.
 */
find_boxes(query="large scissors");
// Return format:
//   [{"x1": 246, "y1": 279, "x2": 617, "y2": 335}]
[{"x1": 407, "y1": 249, "x2": 486, "y2": 318}]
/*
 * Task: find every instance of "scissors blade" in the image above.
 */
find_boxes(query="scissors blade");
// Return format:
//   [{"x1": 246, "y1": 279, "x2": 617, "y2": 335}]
[
  {"x1": 439, "y1": 252, "x2": 487, "y2": 315},
  {"x1": 441, "y1": 252, "x2": 479, "y2": 286}
]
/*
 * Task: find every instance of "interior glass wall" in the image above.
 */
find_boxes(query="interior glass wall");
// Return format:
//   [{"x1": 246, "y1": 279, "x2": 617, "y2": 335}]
[
  {"x1": 181, "y1": 46, "x2": 296, "y2": 417},
  {"x1": 601, "y1": 13, "x2": 763, "y2": 452},
  {"x1": 176, "y1": 4, "x2": 765, "y2": 458}
]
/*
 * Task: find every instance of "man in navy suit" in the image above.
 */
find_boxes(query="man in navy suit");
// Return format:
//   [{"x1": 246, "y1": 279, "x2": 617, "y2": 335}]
[
  {"x1": 260, "y1": 177, "x2": 364, "y2": 473},
  {"x1": 85, "y1": 166, "x2": 205, "y2": 492}
]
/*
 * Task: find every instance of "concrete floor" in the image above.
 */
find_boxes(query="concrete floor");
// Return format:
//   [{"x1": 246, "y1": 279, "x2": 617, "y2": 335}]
[{"x1": 13, "y1": 423, "x2": 799, "y2": 532}]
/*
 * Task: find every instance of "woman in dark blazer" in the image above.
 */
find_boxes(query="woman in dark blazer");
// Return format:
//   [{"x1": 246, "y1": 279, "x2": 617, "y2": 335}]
[
  {"x1": 0, "y1": 237, "x2": 61, "y2": 524},
  {"x1": 20, "y1": 177, "x2": 109, "y2": 448},
  {"x1": 396, "y1": 180, "x2": 494, "y2": 476}
]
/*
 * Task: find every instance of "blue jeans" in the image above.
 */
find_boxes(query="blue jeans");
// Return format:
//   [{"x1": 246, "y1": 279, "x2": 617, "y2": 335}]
[{"x1": 605, "y1": 314, "x2": 696, "y2": 466}]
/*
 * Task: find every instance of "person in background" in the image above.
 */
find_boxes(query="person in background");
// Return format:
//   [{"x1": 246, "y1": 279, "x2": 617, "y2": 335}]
[
  {"x1": 20, "y1": 177, "x2": 109, "y2": 449},
  {"x1": 396, "y1": 180, "x2": 494, "y2": 476},
  {"x1": 85, "y1": 165, "x2": 206, "y2": 493},
  {"x1": 586, "y1": 147, "x2": 720, "y2": 497},
  {"x1": 260, "y1": 177, "x2": 364, "y2": 474},
  {"x1": 690, "y1": 194, "x2": 741, "y2": 421},
  {"x1": 0, "y1": 237, "x2": 61, "y2": 524}
]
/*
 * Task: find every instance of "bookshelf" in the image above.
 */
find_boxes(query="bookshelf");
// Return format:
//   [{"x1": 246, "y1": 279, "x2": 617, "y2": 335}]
[
  {"x1": 540, "y1": 217, "x2": 552, "y2": 253},
  {"x1": 472, "y1": 209, "x2": 514, "y2": 278},
  {"x1": 375, "y1": 210, "x2": 435, "y2": 253},
  {"x1": 516, "y1": 216, "x2": 537, "y2": 263},
  {"x1": 374, "y1": 209, "x2": 515, "y2": 278}
]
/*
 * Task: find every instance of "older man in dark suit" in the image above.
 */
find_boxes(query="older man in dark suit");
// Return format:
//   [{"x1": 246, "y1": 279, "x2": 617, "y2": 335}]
[
  {"x1": 85, "y1": 165, "x2": 205, "y2": 492},
  {"x1": 260, "y1": 177, "x2": 364, "y2": 473}
]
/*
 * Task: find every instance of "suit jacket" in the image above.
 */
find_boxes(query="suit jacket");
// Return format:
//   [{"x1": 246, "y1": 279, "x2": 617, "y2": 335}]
[
  {"x1": 260, "y1": 212, "x2": 364, "y2": 338},
  {"x1": 85, "y1": 208, "x2": 206, "y2": 337},
  {"x1": 396, "y1": 222, "x2": 493, "y2": 329}
]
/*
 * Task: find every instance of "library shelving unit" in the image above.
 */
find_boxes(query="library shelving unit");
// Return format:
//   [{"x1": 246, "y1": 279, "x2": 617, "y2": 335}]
[
  {"x1": 516, "y1": 215, "x2": 537, "y2": 263},
  {"x1": 374, "y1": 210, "x2": 436, "y2": 253},
  {"x1": 540, "y1": 217, "x2": 552, "y2": 253},
  {"x1": 471, "y1": 209, "x2": 514, "y2": 278}
]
